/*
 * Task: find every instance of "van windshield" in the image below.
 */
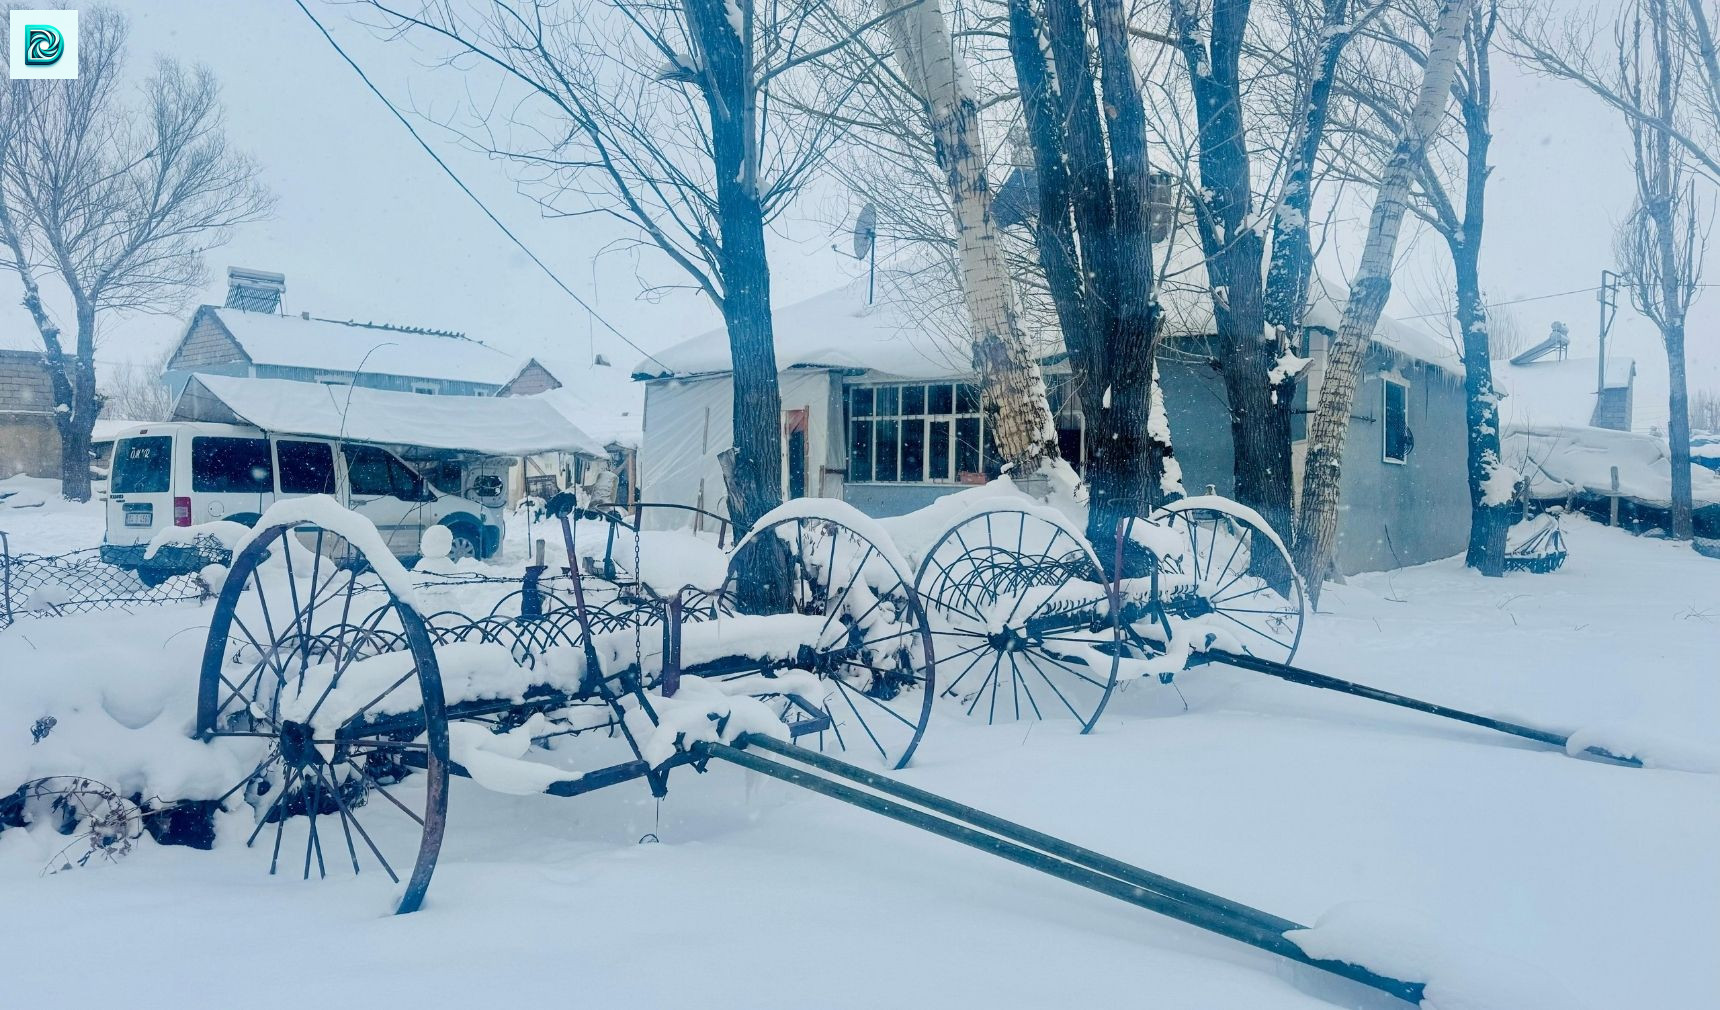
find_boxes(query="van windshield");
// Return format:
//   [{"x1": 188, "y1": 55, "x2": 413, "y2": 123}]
[{"x1": 112, "y1": 436, "x2": 172, "y2": 493}]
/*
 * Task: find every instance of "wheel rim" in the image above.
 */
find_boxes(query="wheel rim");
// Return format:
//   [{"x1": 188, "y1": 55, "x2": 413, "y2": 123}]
[
  {"x1": 915, "y1": 508, "x2": 1120, "y2": 732},
  {"x1": 723, "y1": 514, "x2": 934, "y2": 770},
  {"x1": 1139, "y1": 500, "x2": 1306, "y2": 664},
  {"x1": 448, "y1": 531, "x2": 478, "y2": 561},
  {"x1": 198, "y1": 522, "x2": 449, "y2": 913}
]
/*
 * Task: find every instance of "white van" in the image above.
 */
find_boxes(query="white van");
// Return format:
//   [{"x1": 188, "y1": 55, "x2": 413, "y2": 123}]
[{"x1": 101, "y1": 422, "x2": 504, "y2": 581}]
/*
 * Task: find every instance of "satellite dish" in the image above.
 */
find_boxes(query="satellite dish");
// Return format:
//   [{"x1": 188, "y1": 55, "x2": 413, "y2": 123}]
[{"x1": 852, "y1": 203, "x2": 877, "y2": 259}]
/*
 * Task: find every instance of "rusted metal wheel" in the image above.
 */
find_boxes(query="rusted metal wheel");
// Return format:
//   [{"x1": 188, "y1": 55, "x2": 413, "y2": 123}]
[
  {"x1": 915, "y1": 508, "x2": 1120, "y2": 732},
  {"x1": 198, "y1": 521, "x2": 449, "y2": 914},
  {"x1": 722, "y1": 505, "x2": 935, "y2": 770}
]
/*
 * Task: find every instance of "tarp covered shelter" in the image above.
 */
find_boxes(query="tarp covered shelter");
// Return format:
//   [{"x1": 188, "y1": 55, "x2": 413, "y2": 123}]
[{"x1": 172, "y1": 374, "x2": 606, "y2": 458}]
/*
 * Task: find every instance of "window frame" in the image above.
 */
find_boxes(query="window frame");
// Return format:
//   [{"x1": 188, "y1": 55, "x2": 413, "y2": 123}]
[
  {"x1": 845, "y1": 381, "x2": 996, "y2": 485},
  {"x1": 1382, "y1": 376, "x2": 1411, "y2": 465},
  {"x1": 410, "y1": 382, "x2": 438, "y2": 395},
  {"x1": 190, "y1": 435, "x2": 275, "y2": 494},
  {"x1": 274, "y1": 439, "x2": 337, "y2": 496}
]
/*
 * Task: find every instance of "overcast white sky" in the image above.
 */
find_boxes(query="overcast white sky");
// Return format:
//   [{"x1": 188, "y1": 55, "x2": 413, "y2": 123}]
[{"x1": 1, "y1": 0, "x2": 1715, "y2": 425}]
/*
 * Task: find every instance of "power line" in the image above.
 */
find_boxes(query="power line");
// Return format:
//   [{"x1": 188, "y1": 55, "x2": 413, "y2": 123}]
[
  {"x1": 1394, "y1": 286, "x2": 1602, "y2": 322},
  {"x1": 289, "y1": 0, "x2": 671, "y2": 374},
  {"x1": 1398, "y1": 281, "x2": 1720, "y2": 323}
]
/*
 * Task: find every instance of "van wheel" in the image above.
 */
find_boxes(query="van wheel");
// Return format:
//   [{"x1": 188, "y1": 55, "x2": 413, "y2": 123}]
[{"x1": 444, "y1": 522, "x2": 481, "y2": 561}]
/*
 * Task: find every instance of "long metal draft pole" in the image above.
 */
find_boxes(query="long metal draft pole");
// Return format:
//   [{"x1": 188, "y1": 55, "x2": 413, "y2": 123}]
[
  {"x1": 705, "y1": 738, "x2": 1425, "y2": 1006},
  {"x1": 1206, "y1": 651, "x2": 1642, "y2": 767}
]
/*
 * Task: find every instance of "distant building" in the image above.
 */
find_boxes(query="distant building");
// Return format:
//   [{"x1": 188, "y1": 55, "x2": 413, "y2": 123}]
[
  {"x1": 498, "y1": 356, "x2": 644, "y2": 504},
  {"x1": 0, "y1": 349, "x2": 60, "y2": 479},
  {"x1": 162, "y1": 268, "x2": 520, "y2": 399},
  {"x1": 1504, "y1": 322, "x2": 1636, "y2": 431}
]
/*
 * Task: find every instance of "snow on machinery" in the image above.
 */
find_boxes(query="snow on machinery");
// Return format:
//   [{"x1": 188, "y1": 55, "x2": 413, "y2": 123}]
[{"x1": 97, "y1": 488, "x2": 1646, "y2": 1006}]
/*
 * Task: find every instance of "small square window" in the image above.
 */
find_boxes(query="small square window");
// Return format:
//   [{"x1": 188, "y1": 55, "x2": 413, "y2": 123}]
[
  {"x1": 957, "y1": 384, "x2": 980, "y2": 414},
  {"x1": 850, "y1": 386, "x2": 874, "y2": 418},
  {"x1": 876, "y1": 385, "x2": 899, "y2": 416},
  {"x1": 902, "y1": 384, "x2": 925, "y2": 416},
  {"x1": 929, "y1": 384, "x2": 953, "y2": 415}
]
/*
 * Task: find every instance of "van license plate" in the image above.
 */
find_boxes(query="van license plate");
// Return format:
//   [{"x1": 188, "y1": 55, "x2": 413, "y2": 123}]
[{"x1": 124, "y1": 504, "x2": 152, "y2": 527}]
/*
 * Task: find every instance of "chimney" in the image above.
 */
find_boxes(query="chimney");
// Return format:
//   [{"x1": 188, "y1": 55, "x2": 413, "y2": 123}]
[{"x1": 225, "y1": 267, "x2": 286, "y2": 313}]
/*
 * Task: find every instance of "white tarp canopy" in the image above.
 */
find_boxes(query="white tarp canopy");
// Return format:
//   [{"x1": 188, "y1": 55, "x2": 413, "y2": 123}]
[
  {"x1": 172, "y1": 374, "x2": 607, "y2": 457},
  {"x1": 1505, "y1": 423, "x2": 1720, "y2": 510}
]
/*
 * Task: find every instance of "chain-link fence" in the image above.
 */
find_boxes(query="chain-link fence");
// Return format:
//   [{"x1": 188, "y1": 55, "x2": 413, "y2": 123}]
[{"x1": 0, "y1": 533, "x2": 229, "y2": 630}]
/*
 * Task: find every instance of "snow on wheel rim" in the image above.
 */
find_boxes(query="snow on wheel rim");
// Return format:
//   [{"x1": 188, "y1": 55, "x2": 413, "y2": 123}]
[
  {"x1": 723, "y1": 505, "x2": 934, "y2": 770},
  {"x1": 198, "y1": 518, "x2": 449, "y2": 914},
  {"x1": 914, "y1": 507, "x2": 1121, "y2": 733},
  {"x1": 1140, "y1": 496, "x2": 1307, "y2": 665}
]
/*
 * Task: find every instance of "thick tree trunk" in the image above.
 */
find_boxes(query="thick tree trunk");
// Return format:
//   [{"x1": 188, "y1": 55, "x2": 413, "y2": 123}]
[
  {"x1": 688, "y1": 0, "x2": 783, "y2": 537},
  {"x1": 1170, "y1": 0, "x2": 1292, "y2": 548},
  {"x1": 686, "y1": 0, "x2": 788, "y2": 611},
  {"x1": 1293, "y1": 0, "x2": 1473, "y2": 601},
  {"x1": 882, "y1": 0, "x2": 1062, "y2": 481},
  {"x1": 1452, "y1": 240, "x2": 1510, "y2": 573},
  {"x1": 1009, "y1": 0, "x2": 1169, "y2": 558}
]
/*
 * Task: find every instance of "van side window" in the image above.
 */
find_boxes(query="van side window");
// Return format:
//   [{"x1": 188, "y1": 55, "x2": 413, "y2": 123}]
[
  {"x1": 112, "y1": 436, "x2": 171, "y2": 493},
  {"x1": 343, "y1": 445, "x2": 394, "y2": 496},
  {"x1": 276, "y1": 440, "x2": 335, "y2": 495},
  {"x1": 192, "y1": 437, "x2": 274, "y2": 493},
  {"x1": 344, "y1": 445, "x2": 425, "y2": 500}
]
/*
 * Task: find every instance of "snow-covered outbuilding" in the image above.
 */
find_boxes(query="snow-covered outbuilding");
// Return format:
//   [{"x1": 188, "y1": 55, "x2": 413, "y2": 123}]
[
  {"x1": 499, "y1": 356, "x2": 645, "y2": 504},
  {"x1": 162, "y1": 268, "x2": 520, "y2": 400},
  {"x1": 633, "y1": 277, "x2": 1472, "y2": 575}
]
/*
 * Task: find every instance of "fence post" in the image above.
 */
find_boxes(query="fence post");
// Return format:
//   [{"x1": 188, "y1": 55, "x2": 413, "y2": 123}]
[
  {"x1": 521, "y1": 538, "x2": 547, "y2": 620},
  {"x1": 1, "y1": 531, "x2": 11, "y2": 628},
  {"x1": 1609, "y1": 466, "x2": 1620, "y2": 527}
]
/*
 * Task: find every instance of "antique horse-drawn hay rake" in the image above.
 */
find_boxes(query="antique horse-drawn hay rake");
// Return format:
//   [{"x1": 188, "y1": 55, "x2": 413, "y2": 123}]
[{"x1": 192, "y1": 493, "x2": 1637, "y2": 1006}]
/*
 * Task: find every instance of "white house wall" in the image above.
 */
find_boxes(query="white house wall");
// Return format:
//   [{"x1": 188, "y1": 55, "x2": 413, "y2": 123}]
[{"x1": 638, "y1": 369, "x2": 836, "y2": 529}]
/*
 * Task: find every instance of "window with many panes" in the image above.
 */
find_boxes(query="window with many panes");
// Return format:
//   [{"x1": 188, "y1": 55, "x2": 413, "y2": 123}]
[{"x1": 847, "y1": 382, "x2": 999, "y2": 483}]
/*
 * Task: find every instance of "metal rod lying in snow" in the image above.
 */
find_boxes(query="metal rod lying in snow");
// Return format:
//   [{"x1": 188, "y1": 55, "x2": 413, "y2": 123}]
[
  {"x1": 1204, "y1": 650, "x2": 1642, "y2": 767},
  {"x1": 706, "y1": 734, "x2": 1425, "y2": 1006}
]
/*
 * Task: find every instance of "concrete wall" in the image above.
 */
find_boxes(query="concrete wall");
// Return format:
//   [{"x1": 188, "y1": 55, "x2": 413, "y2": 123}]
[{"x1": 0, "y1": 350, "x2": 60, "y2": 478}]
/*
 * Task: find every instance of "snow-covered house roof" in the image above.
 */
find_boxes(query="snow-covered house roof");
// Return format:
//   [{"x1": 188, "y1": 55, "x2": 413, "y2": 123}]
[
  {"x1": 171, "y1": 374, "x2": 606, "y2": 457},
  {"x1": 634, "y1": 267, "x2": 1459, "y2": 382},
  {"x1": 500, "y1": 356, "x2": 645, "y2": 448},
  {"x1": 173, "y1": 305, "x2": 521, "y2": 387},
  {"x1": 1496, "y1": 356, "x2": 1636, "y2": 430}
]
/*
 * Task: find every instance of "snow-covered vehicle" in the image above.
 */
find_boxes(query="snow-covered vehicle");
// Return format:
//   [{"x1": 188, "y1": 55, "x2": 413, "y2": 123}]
[{"x1": 100, "y1": 422, "x2": 504, "y2": 582}]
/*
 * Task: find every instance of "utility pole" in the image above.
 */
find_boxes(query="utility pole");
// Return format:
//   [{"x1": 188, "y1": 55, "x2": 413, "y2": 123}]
[{"x1": 1596, "y1": 269, "x2": 1620, "y2": 395}]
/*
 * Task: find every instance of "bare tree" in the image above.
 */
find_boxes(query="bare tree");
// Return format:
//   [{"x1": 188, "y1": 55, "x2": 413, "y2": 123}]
[
  {"x1": 879, "y1": 0, "x2": 1064, "y2": 482},
  {"x1": 0, "y1": 8, "x2": 271, "y2": 501},
  {"x1": 1333, "y1": 0, "x2": 1515, "y2": 574},
  {"x1": 1006, "y1": 0, "x2": 1176, "y2": 556},
  {"x1": 1511, "y1": 0, "x2": 1720, "y2": 184},
  {"x1": 1168, "y1": 0, "x2": 1383, "y2": 551},
  {"x1": 361, "y1": 0, "x2": 860, "y2": 544},
  {"x1": 1616, "y1": 0, "x2": 1705, "y2": 538},
  {"x1": 1293, "y1": 0, "x2": 1472, "y2": 600},
  {"x1": 1693, "y1": 386, "x2": 1720, "y2": 432},
  {"x1": 100, "y1": 345, "x2": 176, "y2": 422}
]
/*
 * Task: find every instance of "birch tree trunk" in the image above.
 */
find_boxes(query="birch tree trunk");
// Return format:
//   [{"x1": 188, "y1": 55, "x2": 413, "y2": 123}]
[
  {"x1": 882, "y1": 0, "x2": 1063, "y2": 483},
  {"x1": 1293, "y1": 0, "x2": 1474, "y2": 600}
]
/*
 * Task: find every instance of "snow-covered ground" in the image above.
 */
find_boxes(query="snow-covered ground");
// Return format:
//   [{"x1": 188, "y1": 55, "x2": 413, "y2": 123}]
[
  {"x1": 1, "y1": 503, "x2": 1715, "y2": 1009},
  {"x1": 0, "y1": 475, "x2": 106, "y2": 555}
]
